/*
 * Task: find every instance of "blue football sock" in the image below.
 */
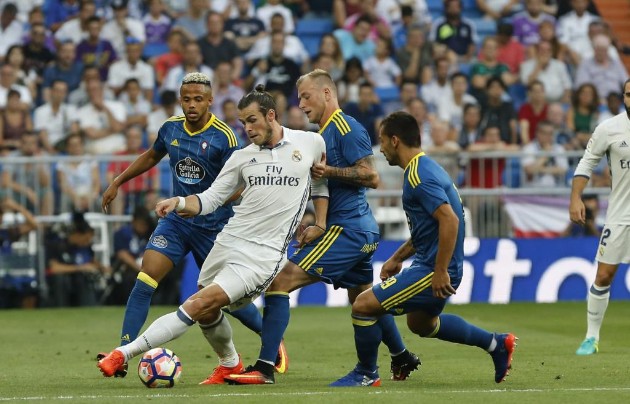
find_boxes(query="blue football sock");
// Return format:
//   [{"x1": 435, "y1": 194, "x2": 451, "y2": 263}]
[
  {"x1": 352, "y1": 314, "x2": 382, "y2": 373},
  {"x1": 120, "y1": 273, "x2": 157, "y2": 346},
  {"x1": 431, "y1": 314, "x2": 494, "y2": 349},
  {"x1": 225, "y1": 303, "x2": 263, "y2": 334},
  {"x1": 259, "y1": 293, "x2": 290, "y2": 363},
  {"x1": 378, "y1": 314, "x2": 406, "y2": 355}
]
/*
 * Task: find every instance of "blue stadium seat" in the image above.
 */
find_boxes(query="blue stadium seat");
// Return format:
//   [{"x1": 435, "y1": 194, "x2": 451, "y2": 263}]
[
  {"x1": 375, "y1": 86, "x2": 400, "y2": 103},
  {"x1": 295, "y1": 18, "x2": 333, "y2": 36},
  {"x1": 502, "y1": 158, "x2": 521, "y2": 188},
  {"x1": 473, "y1": 18, "x2": 497, "y2": 37},
  {"x1": 508, "y1": 83, "x2": 527, "y2": 111},
  {"x1": 426, "y1": 0, "x2": 444, "y2": 12},
  {"x1": 301, "y1": 36, "x2": 321, "y2": 57},
  {"x1": 461, "y1": 0, "x2": 478, "y2": 11},
  {"x1": 143, "y1": 43, "x2": 169, "y2": 59}
]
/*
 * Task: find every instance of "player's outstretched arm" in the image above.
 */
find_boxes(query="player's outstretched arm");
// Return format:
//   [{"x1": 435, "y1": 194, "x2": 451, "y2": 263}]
[
  {"x1": 102, "y1": 148, "x2": 166, "y2": 213},
  {"x1": 381, "y1": 239, "x2": 416, "y2": 280},
  {"x1": 569, "y1": 176, "x2": 589, "y2": 225},
  {"x1": 319, "y1": 155, "x2": 380, "y2": 188},
  {"x1": 155, "y1": 196, "x2": 201, "y2": 218}
]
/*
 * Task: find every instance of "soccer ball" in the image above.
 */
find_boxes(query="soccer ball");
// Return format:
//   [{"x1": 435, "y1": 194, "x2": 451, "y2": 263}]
[{"x1": 138, "y1": 347, "x2": 182, "y2": 388}]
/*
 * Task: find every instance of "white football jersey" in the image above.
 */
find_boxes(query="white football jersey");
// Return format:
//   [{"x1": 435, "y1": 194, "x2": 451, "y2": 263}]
[
  {"x1": 197, "y1": 127, "x2": 327, "y2": 251},
  {"x1": 574, "y1": 112, "x2": 630, "y2": 225}
]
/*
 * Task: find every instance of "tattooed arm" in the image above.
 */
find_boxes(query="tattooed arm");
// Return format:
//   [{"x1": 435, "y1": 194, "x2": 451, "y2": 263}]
[{"x1": 311, "y1": 155, "x2": 380, "y2": 189}]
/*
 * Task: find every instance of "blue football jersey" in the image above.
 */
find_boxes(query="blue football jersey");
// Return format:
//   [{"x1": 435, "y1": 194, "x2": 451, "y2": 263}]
[
  {"x1": 319, "y1": 109, "x2": 379, "y2": 233},
  {"x1": 403, "y1": 152, "x2": 465, "y2": 273},
  {"x1": 153, "y1": 114, "x2": 240, "y2": 231}
]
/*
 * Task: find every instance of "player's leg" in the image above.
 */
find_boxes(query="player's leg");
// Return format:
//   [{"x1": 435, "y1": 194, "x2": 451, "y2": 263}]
[
  {"x1": 577, "y1": 261, "x2": 619, "y2": 355},
  {"x1": 98, "y1": 283, "x2": 230, "y2": 377}
]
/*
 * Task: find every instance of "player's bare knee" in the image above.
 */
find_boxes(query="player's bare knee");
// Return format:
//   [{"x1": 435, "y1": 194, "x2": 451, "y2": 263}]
[
  {"x1": 351, "y1": 290, "x2": 381, "y2": 317},
  {"x1": 407, "y1": 317, "x2": 436, "y2": 337},
  {"x1": 183, "y1": 296, "x2": 221, "y2": 321}
]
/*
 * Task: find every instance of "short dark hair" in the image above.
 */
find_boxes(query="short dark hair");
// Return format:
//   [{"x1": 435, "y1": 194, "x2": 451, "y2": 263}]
[
  {"x1": 237, "y1": 84, "x2": 277, "y2": 117},
  {"x1": 160, "y1": 90, "x2": 177, "y2": 106},
  {"x1": 380, "y1": 111, "x2": 421, "y2": 147},
  {"x1": 450, "y1": 72, "x2": 468, "y2": 83},
  {"x1": 486, "y1": 76, "x2": 506, "y2": 90},
  {"x1": 86, "y1": 15, "x2": 100, "y2": 24}
]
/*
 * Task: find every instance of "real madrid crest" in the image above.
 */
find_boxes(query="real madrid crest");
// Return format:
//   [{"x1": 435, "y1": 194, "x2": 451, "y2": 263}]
[{"x1": 292, "y1": 150, "x2": 302, "y2": 162}]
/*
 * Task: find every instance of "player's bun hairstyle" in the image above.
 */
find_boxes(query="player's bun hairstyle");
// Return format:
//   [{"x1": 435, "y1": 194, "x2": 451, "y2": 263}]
[
  {"x1": 380, "y1": 111, "x2": 421, "y2": 148},
  {"x1": 237, "y1": 84, "x2": 277, "y2": 117},
  {"x1": 181, "y1": 72, "x2": 212, "y2": 88}
]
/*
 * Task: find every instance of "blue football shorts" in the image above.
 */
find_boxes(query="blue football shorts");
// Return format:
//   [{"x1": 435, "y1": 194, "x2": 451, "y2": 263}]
[{"x1": 289, "y1": 225, "x2": 380, "y2": 289}]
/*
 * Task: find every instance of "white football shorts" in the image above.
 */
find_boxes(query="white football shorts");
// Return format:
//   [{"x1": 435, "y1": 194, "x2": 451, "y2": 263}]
[
  {"x1": 198, "y1": 232, "x2": 286, "y2": 310},
  {"x1": 596, "y1": 224, "x2": 630, "y2": 264}
]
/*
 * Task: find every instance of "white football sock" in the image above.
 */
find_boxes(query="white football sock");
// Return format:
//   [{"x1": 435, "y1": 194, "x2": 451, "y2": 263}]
[
  {"x1": 119, "y1": 306, "x2": 194, "y2": 361},
  {"x1": 585, "y1": 283, "x2": 610, "y2": 341},
  {"x1": 199, "y1": 313, "x2": 239, "y2": 368}
]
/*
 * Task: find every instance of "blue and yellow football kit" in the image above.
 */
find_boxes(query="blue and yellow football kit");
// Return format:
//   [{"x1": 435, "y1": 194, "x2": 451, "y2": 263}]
[
  {"x1": 373, "y1": 152, "x2": 465, "y2": 316},
  {"x1": 148, "y1": 114, "x2": 240, "y2": 267},
  {"x1": 290, "y1": 109, "x2": 380, "y2": 288}
]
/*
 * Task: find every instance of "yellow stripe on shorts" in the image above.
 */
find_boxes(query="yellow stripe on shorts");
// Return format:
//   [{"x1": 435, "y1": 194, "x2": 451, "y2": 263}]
[
  {"x1": 298, "y1": 225, "x2": 343, "y2": 271},
  {"x1": 381, "y1": 272, "x2": 434, "y2": 310}
]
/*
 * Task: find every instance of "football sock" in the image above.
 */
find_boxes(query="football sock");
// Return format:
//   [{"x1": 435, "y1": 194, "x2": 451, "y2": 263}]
[
  {"x1": 199, "y1": 312, "x2": 239, "y2": 368},
  {"x1": 225, "y1": 303, "x2": 263, "y2": 334},
  {"x1": 120, "y1": 273, "x2": 157, "y2": 346},
  {"x1": 352, "y1": 314, "x2": 382, "y2": 373},
  {"x1": 430, "y1": 314, "x2": 494, "y2": 350},
  {"x1": 259, "y1": 292, "x2": 290, "y2": 364},
  {"x1": 586, "y1": 283, "x2": 610, "y2": 341},
  {"x1": 119, "y1": 306, "x2": 194, "y2": 361},
  {"x1": 378, "y1": 314, "x2": 406, "y2": 355}
]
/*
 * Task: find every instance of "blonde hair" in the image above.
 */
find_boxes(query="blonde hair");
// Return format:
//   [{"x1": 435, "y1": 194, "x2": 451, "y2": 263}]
[
  {"x1": 182, "y1": 72, "x2": 212, "y2": 87},
  {"x1": 297, "y1": 69, "x2": 337, "y2": 95}
]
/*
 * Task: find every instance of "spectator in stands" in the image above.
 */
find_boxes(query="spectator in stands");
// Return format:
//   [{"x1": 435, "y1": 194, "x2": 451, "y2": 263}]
[
  {"x1": 396, "y1": 25, "x2": 432, "y2": 85},
  {"x1": 1, "y1": 131, "x2": 52, "y2": 214},
  {"x1": 106, "y1": 126, "x2": 159, "y2": 215},
  {"x1": 45, "y1": 0, "x2": 80, "y2": 32},
  {"x1": 567, "y1": 82, "x2": 599, "y2": 134},
  {"x1": 68, "y1": 65, "x2": 114, "y2": 107},
  {"x1": 392, "y1": 5, "x2": 414, "y2": 50},
  {"x1": 519, "y1": 40, "x2": 572, "y2": 103},
  {"x1": 518, "y1": 80, "x2": 548, "y2": 144},
  {"x1": 0, "y1": 90, "x2": 32, "y2": 150},
  {"x1": 4, "y1": 45, "x2": 37, "y2": 100},
  {"x1": 582, "y1": 21, "x2": 621, "y2": 62},
  {"x1": 557, "y1": 0, "x2": 600, "y2": 66},
  {"x1": 209, "y1": 61, "x2": 245, "y2": 120},
  {"x1": 246, "y1": 32, "x2": 300, "y2": 121},
  {"x1": 102, "y1": 0, "x2": 146, "y2": 57},
  {"x1": 495, "y1": 23, "x2": 525, "y2": 75},
  {"x1": 153, "y1": 29, "x2": 185, "y2": 86},
  {"x1": 54, "y1": 0, "x2": 95, "y2": 45},
  {"x1": 78, "y1": 79, "x2": 127, "y2": 154},
  {"x1": 46, "y1": 212, "x2": 109, "y2": 307},
  {"x1": 436, "y1": 72, "x2": 478, "y2": 136},
  {"x1": 332, "y1": 0, "x2": 362, "y2": 27},
  {"x1": 406, "y1": 97, "x2": 433, "y2": 147},
  {"x1": 42, "y1": 41, "x2": 83, "y2": 102},
  {"x1": 429, "y1": 0, "x2": 477, "y2": 62},
  {"x1": 333, "y1": 14, "x2": 376, "y2": 62},
  {"x1": 425, "y1": 120, "x2": 461, "y2": 181},
  {"x1": 245, "y1": 13, "x2": 310, "y2": 66},
  {"x1": 221, "y1": 99, "x2": 248, "y2": 145},
  {"x1": 384, "y1": 80, "x2": 419, "y2": 115},
  {"x1": 285, "y1": 105, "x2": 309, "y2": 131},
  {"x1": 342, "y1": 0, "x2": 391, "y2": 41},
  {"x1": 0, "y1": 3, "x2": 23, "y2": 61},
  {"x1": 316, "y1": 34, "x2": 345, "y2": 81},
  {"x1": 562, "y1": 194, "x2": 601, "y2": 237},
  {"x1": 363, "y1": 37, "x2": 401, "y2": 91},
  {"x1": 162, "y1": 41, "x2": 213, "y2": 94},
  {"x1": 574, "y1": 34, "x2": 628, "y2": 104},
  {"x1": 458, "y1": 103, "x2": 482, "y2": 150},
  {"x1": 173, "y1": 0, "x2": 208, "y2": 39},
  {"x1": 479, "y1": 77, "x2": 518, "y2": 144},
  {"x1": 56, "y1": 133, "x2": 100, "y2": 212},
  {"x1": 476, "y1": 0, "x2": 522, "y2": 20},
  {"x1": 336, "y1": 56, "x2": 366, "y2": 105},
  {"x1": 75, "y1": 15, "x2": 117, "y2": 81},
  {"x1": 147, "y1": 90, "x2": 180, "y2": 145},
  {"x1": 118, "y1": 78, "x2": 151, "y2": 130},
  {"x1": 466, "y1": 124, "x2": 519, "y2": 188},
  {"x1": 106, "y1": 206, "x2": 157, "y2": 305},
  {"x1": 530, "y1": 19, "x2": 568, "y2": 63},
  {"x1": 225, "y1": 0, "x2": 266, "y2": 54},
  {"x1": 257, "y1": 0, "x2": 294, "y2": 34},
  {"x1": 522, "y1": 120, "x2": 568, "y2": 187},
  {"x1": 511, "y1": 0, "x2": 555, "y2": 47},
  {"x1": 343, "y1": 82, "x2": 384, "y2": 145},
  {"x1": 597, "y1": 92, "x2": 622, "y2": 124},
  {"x1": 0, "y1": 63, "x2": 32, "y2": 108},
  {"x1": 0, "y1": 195, "x2": 38, "y2": 309},
  {"x1": 197, "y1": 11, "x2": 243, "y2": 81},
  {"x1": 544, "y1": 102, "x2": 573, "y2": 149},
  {"x1": 34, "y1": 80, "x2": 79, "y2": 154},
  {"x1": 421, "y1": 57, "x2": 453, "y2": 114},
  {"x1": 22, "y1": 22, "x2": 55, "y2": 77},
  {"x1": 470, "y1": 36, "x2": 515, "y2": 100},
  {"x1": 143, "y1": 0, "x2": 172, "y2": 48},
  {"x1": 107, "y1": 38, "x2": 155, "y2": 101}
]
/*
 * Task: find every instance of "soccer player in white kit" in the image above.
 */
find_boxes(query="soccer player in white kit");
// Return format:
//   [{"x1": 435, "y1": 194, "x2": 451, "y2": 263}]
[
  {"x1": 98, "y1": 84, "x2": 329, "y2": 383},
  {"x1": 570, "y1": 78, "x2": 630, "y2": 355}
]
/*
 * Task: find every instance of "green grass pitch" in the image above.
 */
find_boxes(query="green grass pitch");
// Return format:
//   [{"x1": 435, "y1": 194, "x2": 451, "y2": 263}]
[{"x1": 2, "y1": 302, "x2": 630, "y2": 403}]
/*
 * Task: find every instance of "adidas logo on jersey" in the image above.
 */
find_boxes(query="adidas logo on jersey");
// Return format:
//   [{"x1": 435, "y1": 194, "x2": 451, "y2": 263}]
[
  {"x1": 171, "y1": 139, "x2": 180, "y2": 146},
  {"x1": 248, "y1": 158, "x2": 257, "y2": 164},
  {"x1": 620, "y1": 141, "x2": 629, "y2": 148}
]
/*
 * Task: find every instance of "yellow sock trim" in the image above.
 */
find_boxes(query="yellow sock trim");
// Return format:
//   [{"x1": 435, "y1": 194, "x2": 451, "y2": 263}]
[
  {"x1": 352, "y1": 318, "x2": 378, "y2": 327},
  {"x1": 426, "y1": 317, "x2": 441, "y2": 338},
  {"x1": 265, "y1": 291, "x2": 289, "y2": 297},
  {"x1": 137, "y1": 272, "x2": 158, "y2": 289}
]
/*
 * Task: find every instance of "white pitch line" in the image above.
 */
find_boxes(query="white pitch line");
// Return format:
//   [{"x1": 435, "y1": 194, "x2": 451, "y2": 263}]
[{"x1": 3, "y1": 386, "x2": 630, "y2": 401}]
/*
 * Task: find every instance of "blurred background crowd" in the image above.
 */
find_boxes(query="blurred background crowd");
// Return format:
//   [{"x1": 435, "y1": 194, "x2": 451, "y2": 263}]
[{"x1": 0, "y1": 0, "x2": 627, "y2": 308}]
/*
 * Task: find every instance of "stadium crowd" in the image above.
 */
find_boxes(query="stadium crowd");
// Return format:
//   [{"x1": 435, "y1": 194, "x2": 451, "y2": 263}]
[{"x1": 0, "y1": 0, "x2": 628, "y2": 308}]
